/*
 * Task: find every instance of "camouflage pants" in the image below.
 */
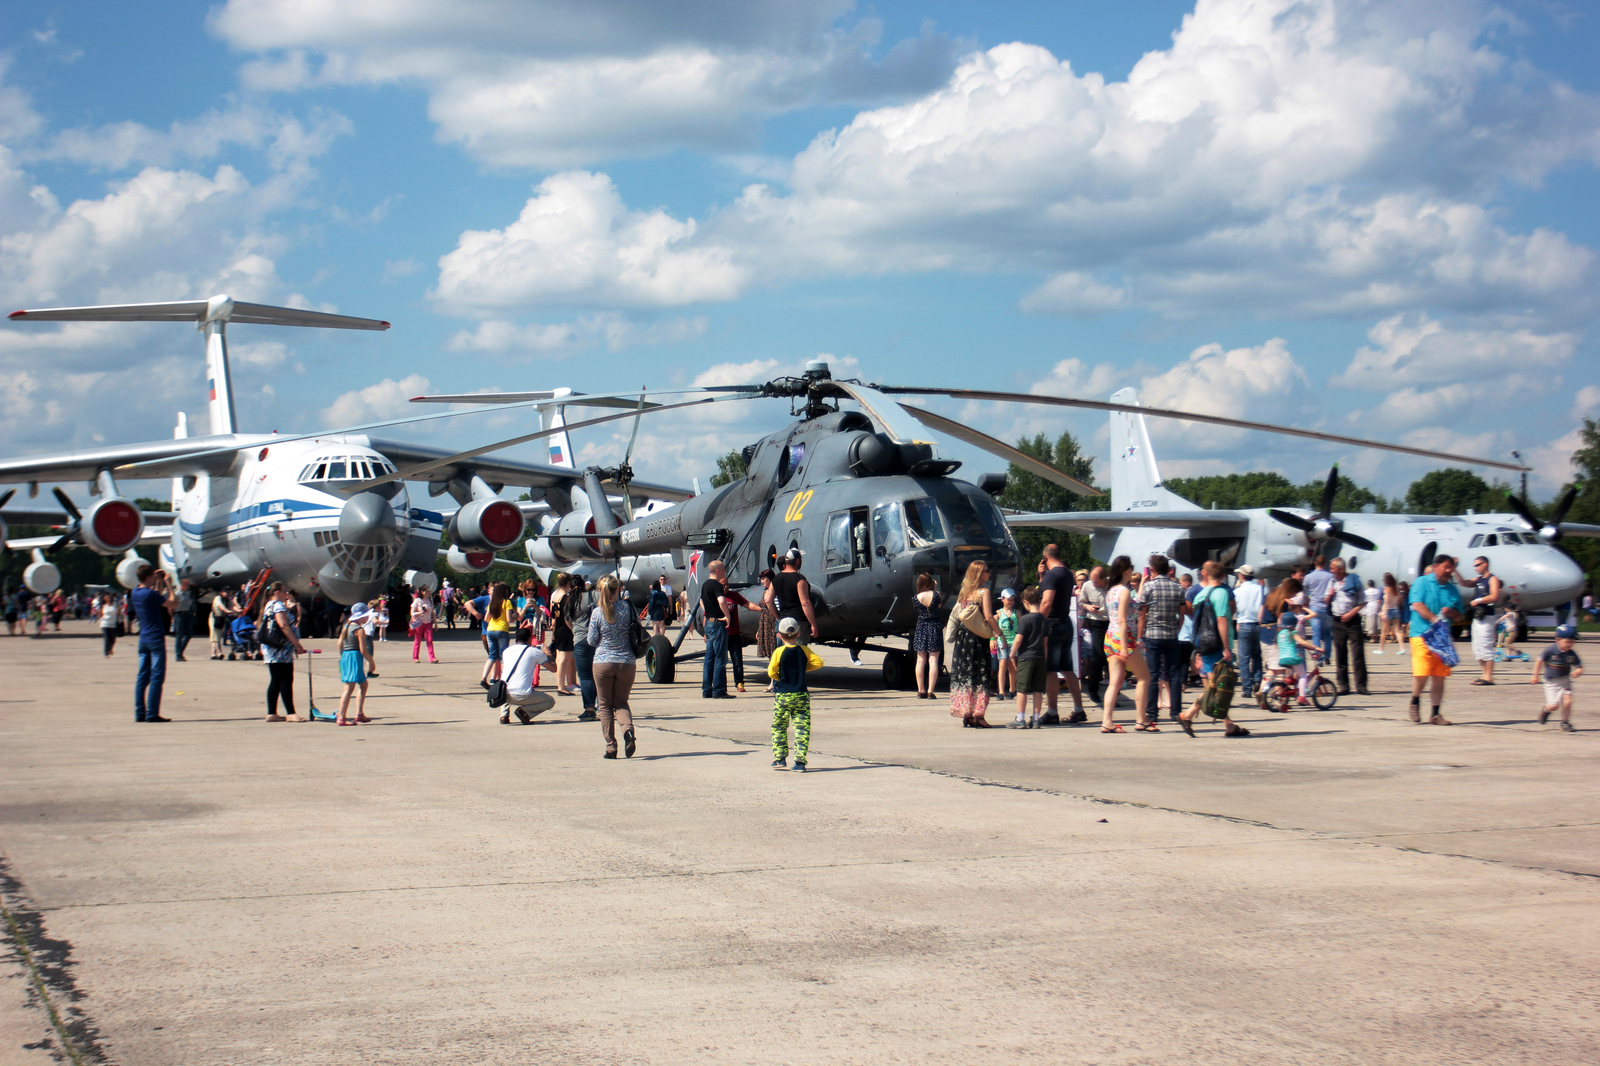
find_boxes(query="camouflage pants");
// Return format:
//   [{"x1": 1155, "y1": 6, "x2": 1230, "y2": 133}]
[{"x1": 772, "y1": 692, "x2": 812, "y2": 762}]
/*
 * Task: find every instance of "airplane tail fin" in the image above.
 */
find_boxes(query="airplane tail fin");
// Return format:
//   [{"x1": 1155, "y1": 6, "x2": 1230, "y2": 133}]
[
  {"x1": 9, "y1": 294, "x2": 389, "y2": 437},
  {"x1": 543, "y1": 401, "x2": 576, "y2": 470},
  {"x1": 1108, "y1": 388, "x2": 1200, "y2": 513}
]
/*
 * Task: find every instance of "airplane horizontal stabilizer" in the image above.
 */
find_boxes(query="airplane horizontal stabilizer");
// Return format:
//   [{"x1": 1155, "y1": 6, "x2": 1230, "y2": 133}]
[{"x1": 9, "y1": 300, "x2": 388, "y2": 331}]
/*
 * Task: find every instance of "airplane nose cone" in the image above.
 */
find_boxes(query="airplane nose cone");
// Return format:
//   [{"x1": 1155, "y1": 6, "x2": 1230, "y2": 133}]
[
  {"x1": 339, "y1": 492, "x2": 399, "y2": 546},
  {"x1": 1516, "y1": 550, "x2": 1585, "y2": 610}
]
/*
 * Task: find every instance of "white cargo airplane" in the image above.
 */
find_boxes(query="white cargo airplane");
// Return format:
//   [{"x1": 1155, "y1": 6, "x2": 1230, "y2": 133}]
[
  {"x1": 3, "y1": 296, "x2": 692, "y2": 600},
  {"x1": 1008, "y1": 389, "x2": 1594, "y2": 609}
]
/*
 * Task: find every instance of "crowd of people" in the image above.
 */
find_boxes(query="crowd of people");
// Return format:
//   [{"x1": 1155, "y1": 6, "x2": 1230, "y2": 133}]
[
  {"x1": 13, "y1": 540, "x2": 1588, "y2": 757},
  {"x1": 915, "y1": 545, "x2": 1586, "y2": 739}
]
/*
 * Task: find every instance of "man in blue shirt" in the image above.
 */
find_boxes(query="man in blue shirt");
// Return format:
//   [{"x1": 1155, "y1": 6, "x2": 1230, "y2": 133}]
[
  {"x1": 1408, "y1": 555, "x2": 1464, "y2": 726},
  {"x1": 1302, "y1": 555, "x2": 1336, "y2": 663},
  {"x1": 130, "y1": 563, "x2": 173, "y2": 722}
]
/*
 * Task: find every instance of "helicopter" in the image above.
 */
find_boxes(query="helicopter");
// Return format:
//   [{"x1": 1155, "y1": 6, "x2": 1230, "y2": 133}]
[{"x1": 364, "y1": 359, "x2": 1528, "y2": 690}]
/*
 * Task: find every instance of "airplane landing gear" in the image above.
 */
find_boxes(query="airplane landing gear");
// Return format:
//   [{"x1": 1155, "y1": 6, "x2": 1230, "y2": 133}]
[{"x1": 645, "y1": 634, "x2": 676, "y2": 684}]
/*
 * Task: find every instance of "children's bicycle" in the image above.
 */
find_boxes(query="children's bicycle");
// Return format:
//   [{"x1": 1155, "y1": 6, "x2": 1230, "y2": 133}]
[{"x1": 1260, "y1": 653, "x2": 1338, "y2": 712}]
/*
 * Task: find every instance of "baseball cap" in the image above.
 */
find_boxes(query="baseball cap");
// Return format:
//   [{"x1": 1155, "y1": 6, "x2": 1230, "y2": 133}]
[
  {"x1": 777, "y1": 616, "x2": 801, "y2": 636},
  {"x1": 1001, "y1": 587, "x2": 1016, "y2": 599},
  {"x1": 1555, "y1": 624, "x2": 1578, "y2": 639},
  {"x1": 1236, "y1": 564, "x2": 1254, "y2": 577},
  {"x1": 783, "y1": 547, "x2": 803, "y2": 563}
]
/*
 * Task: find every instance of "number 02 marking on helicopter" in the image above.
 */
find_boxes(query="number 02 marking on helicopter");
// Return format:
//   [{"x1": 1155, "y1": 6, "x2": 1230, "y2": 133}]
[{"x1": 783, "y1": 490, "x2": 814, "y2": 523}]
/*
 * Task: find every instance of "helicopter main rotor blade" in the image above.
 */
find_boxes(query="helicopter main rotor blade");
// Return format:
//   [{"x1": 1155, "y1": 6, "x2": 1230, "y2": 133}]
[
  {"x1": 351, "y1": 395, "x2": 750, "y2": 491},
  {"x1": 875, "y1": 387, "x2": 1529, "y2": 472},
  {"x1": 897, "y1": 404, "x2": 1102, "y2": 496},
  {"x1": 620, "y1": 390, "x2": 647, "y2": 522},
  {"x1": 831, "y1": 382, "x2": 940, "y2": 447}
]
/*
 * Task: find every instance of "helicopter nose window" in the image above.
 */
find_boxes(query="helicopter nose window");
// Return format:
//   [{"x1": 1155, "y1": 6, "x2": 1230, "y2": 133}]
[
  {"x1": 905, "y1": 498, "x2": 947, "y2": 547},
  {"x1": 872, "y1": 502, "x2": 905, "y2": 557},
  {"x1": 936, "y1": 494, "x2": 1014, "y2": 547}
]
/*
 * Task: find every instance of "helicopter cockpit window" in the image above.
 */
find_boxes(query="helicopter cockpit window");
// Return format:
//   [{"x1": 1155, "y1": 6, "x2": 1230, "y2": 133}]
[
  {"x1": 823, "y1": 511, "x2": 854, "y2": 572},
  {"x1": 872, "y1": 502, "x2": 905, "y2": 557},
  {"x1": 778, "y1": 442, "x2": 805, "y2": 486},
  {"x1": 936, "y1": 494, "x2": 1012, "y2": 546},
  {"x1": 904, "y1": 498, "x2": 947, "y2": 547}
]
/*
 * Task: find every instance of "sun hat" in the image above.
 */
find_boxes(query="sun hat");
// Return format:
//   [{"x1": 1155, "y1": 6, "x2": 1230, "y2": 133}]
[
  {"x1": 1236, "y1": 564, "x2": 1255, "y2": 578},
  {"x1": 349, "y1": 603, "x2": 371, "y2": 622}
]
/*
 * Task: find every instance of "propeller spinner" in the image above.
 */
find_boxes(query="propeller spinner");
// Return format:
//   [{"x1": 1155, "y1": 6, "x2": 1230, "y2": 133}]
[{"x1": 1266, "y1": 466, "x2": 1378, "y2": 553}]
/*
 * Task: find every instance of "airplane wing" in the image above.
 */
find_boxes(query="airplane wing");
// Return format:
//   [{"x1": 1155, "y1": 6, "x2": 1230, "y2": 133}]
[
  {"x1": 0, "y1": 506, "x2": 175, "y2": 525},
  {"x1": 1007, "y1": 510, "x2": 1250, "y2": 535},
  {"x1": 5, "y1": 526, "x2": 172, "y2": 551},
  {"x1": 366, "y1": 439, "x2": 694, "y2": 501},
  {"x1": 1557, "y1": 523, "x2": 1600, "y2": 539},
  {"x1": 0, "y1": 434, "x2": 262, "y2": 484}
]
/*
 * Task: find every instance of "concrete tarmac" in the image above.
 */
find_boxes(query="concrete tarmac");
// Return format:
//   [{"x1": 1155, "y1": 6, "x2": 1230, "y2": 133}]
[{"x1": 1, "y1": 623, "x2": 1596, "y2": 1065}]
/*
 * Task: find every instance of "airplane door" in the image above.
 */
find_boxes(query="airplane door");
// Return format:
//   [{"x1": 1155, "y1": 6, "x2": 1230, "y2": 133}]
[{"x1": 1418, "y1": 541, "x2": 1437, "y2": 574}]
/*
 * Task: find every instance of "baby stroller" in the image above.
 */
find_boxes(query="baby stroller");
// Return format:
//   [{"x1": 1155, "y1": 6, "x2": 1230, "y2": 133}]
[{"x1": 224, "y1": 615, "x2": 260, "y2": 661}]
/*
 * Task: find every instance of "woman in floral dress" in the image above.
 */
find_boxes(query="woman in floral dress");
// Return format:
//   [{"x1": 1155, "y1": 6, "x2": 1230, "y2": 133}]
[{"x1": 948, "y1": 561, "x2": 998, "y2": 727}]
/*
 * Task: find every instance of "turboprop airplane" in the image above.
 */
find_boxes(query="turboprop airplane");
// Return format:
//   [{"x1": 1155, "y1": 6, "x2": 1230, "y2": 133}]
[
  {"x1": 3, "y1": 296, "x2": 691, "y2": 600},
  {"x1": 1007, "y1": 389, "x2": 1593, "y2": 609}
]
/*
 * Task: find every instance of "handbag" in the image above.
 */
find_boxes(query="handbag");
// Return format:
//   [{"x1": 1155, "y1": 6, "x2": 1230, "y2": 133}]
[{"x1": 946, "y1": 598, "x2": 993, "y2": 641}]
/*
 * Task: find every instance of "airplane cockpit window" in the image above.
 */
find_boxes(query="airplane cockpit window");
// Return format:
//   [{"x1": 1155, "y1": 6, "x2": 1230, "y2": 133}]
[
  {"x1": 1469, "y1": 534, "x2": 1484, "y2": 547},
  {"x1": 1483, "y1": 534, "x2": 1498, "y2": 546},
  {"x1": 327, "y1": 461, "x2": 346, "y2": 479},
  {"x1": 905, "y1": 497, "x2": 947, "y2": 547}
]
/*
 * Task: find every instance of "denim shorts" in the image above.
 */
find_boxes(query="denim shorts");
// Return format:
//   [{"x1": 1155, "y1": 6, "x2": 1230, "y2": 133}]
[{"x1": 485, "y1": 630, "x2": 511, "y2": 662}]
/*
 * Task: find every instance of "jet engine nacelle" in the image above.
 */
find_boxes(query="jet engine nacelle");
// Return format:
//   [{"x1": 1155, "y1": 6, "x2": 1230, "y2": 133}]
[
  {"x1": 451, "y1": 499, "x2": 525, "y2": 552},
  {"x1": 115, "y1": 551, "x2": 146, "y2": 590},
  {"x1": 82, "y1": 497, "x2": 145, "y2": 555},
  {"x1": 528, "y1": 532, "x2": 572, "y2": 569},
  {"x1": 24, "y1": 559, "x2": 61, "y2": 595},
  {"x1": 446, "y1": 545, "x2": 496, "y2": 574},
  {"x1": 550, "y1": 510, "x2": 609, "y2": 562},
  {"x1": 403, "y1": 569, "x2": 439, "y2": 593}
]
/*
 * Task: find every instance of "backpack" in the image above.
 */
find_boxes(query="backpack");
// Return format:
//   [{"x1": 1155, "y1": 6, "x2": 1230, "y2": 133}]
[
  {"x1": 1200, "y1": 658, "x2": 1238, "y2": 719},
  {"x1": 1192, "y1": 591, "x2": 1223, "y2": 656}
]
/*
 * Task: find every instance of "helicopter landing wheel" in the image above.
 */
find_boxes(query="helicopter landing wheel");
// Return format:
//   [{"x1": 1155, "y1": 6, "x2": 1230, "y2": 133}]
[
  {"x1": 882, "y1": 651, "x2": 914, "y2": 690},
  {"x1": 645, "y1": 634, "x2": 676, "y2": 684}
]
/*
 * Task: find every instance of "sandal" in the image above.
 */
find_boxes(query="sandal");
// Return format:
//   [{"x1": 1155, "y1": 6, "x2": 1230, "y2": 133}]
[
  {"x1": 1225, "y1": 725, "x2": 1251, "y2": 737},
  {"x1": 1177, "y1": 714, "x2": 1196, "y2": 737},
  {"x1": 1100, "y1": 724, "x2": 1126, "y2": 733},
  {"x1": 1470, "y1": 679, "x2": 1494, "y2": 686},
  {"x1": 355, "y1": 714, "x2": 372, "y2": 723},
  {"x1": 1137, "y1": 723, "x2": 1160, "y2": 732},
  {"x1": 336, "y1": 718, "x2": 353, "y2": 726}
]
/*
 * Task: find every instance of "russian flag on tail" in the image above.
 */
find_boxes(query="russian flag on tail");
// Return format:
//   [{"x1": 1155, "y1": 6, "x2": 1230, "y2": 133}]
[
  {"x1": 549, "y1": 443, "x2": 564, "y2": 464},
  {"x1": 208, "y1": 377, "x2": 217, "y2": 401}
]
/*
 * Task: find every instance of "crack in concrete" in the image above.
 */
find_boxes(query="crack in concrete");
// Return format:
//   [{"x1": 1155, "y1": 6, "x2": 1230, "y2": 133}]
[{"x1": 0, "y1": 857, "x2": 106, "y2": 1064}]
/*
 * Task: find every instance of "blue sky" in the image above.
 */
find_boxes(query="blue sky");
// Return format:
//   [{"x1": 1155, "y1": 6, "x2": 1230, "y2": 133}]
[{"x1": 2, "y1": 0, "x2": 1597, "y2": 503}]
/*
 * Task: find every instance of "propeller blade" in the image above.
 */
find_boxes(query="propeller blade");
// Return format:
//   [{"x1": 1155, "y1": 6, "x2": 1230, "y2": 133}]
[
  {"x1": 1551, "y1": 485, "x2": 1580, "y2": 526},
  {"x1": 875, "y1": 386, "x2": 1530, "y2": 472},
  {"x1": 0, "y1": 488, "x2": 13, "y2": 510},
  {"x1": 352, "y1": 395, "x2": 749, "y2": 491},
  {"x1": 1320, "y1": 466, "x2": 1340, "y2": 518},
  {"x1": 51, "y1": 487, "x2": 82, "y2": 521},
  {"x1": 48, "y1": 532, "x2": 75, "y2": 552},
  {"x1": 895, "y1": 404, "x2": 1102, "y2": 495},
  {"x1": 1505, "y1": 491, "x2": 1540, "y2": 530},
  {"x1": 1337, "y1": 529, "x2": 1379, "y2": 552},
  {"x1": 1267, "y1": 509, "x2": 1317, "y2": 533}
]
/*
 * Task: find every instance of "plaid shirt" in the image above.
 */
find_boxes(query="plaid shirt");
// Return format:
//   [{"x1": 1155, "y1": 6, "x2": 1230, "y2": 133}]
[{"x1": 1137, "y1": 574, "x2": 1186, "y2": 640}]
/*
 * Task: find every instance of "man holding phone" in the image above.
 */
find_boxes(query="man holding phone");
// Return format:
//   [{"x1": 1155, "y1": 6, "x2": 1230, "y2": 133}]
[{"x1": 130, "y1": 562, "x2": 173, "y2": 722}]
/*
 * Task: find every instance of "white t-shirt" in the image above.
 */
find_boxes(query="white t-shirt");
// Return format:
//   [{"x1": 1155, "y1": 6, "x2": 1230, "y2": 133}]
[
  {"x1": 1363, "y1": 586, "x2": 1382, "y2": 612},
  {"x1": 503, "y1": 642, "x2": 541, "y2": 697},
  {"x1": 1233, "y1": 579, "x2": 1265, "y2": 623},
  {"x1": 100, "y1": 601, "x2": 119, "y2": 627}
]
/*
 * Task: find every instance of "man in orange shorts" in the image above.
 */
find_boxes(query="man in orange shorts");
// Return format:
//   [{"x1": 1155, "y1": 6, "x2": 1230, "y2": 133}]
[{"x1": 1407, "y1": 555, "x2": 1464, "y2": 725}]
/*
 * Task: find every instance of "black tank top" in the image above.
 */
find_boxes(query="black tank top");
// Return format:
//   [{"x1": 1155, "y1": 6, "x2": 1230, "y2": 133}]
[
  {"x1": 775, "y1": 571, "x2": 807, "y2": 622},
  {"x1": 1473, "y1": 575, "x2": 1494, "y2": 619}
]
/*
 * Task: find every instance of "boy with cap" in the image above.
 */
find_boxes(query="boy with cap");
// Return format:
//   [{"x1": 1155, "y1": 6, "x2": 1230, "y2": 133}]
[
  {"x1": 768, "y1": 616, "x2": 823, "y2": 771},
  {"x1": 1008, "y1": 586, "x2": 1048, "y2": 728},
  {"x1": 1531, "y1": 624, "x2": 1582, "y2": 732}
]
